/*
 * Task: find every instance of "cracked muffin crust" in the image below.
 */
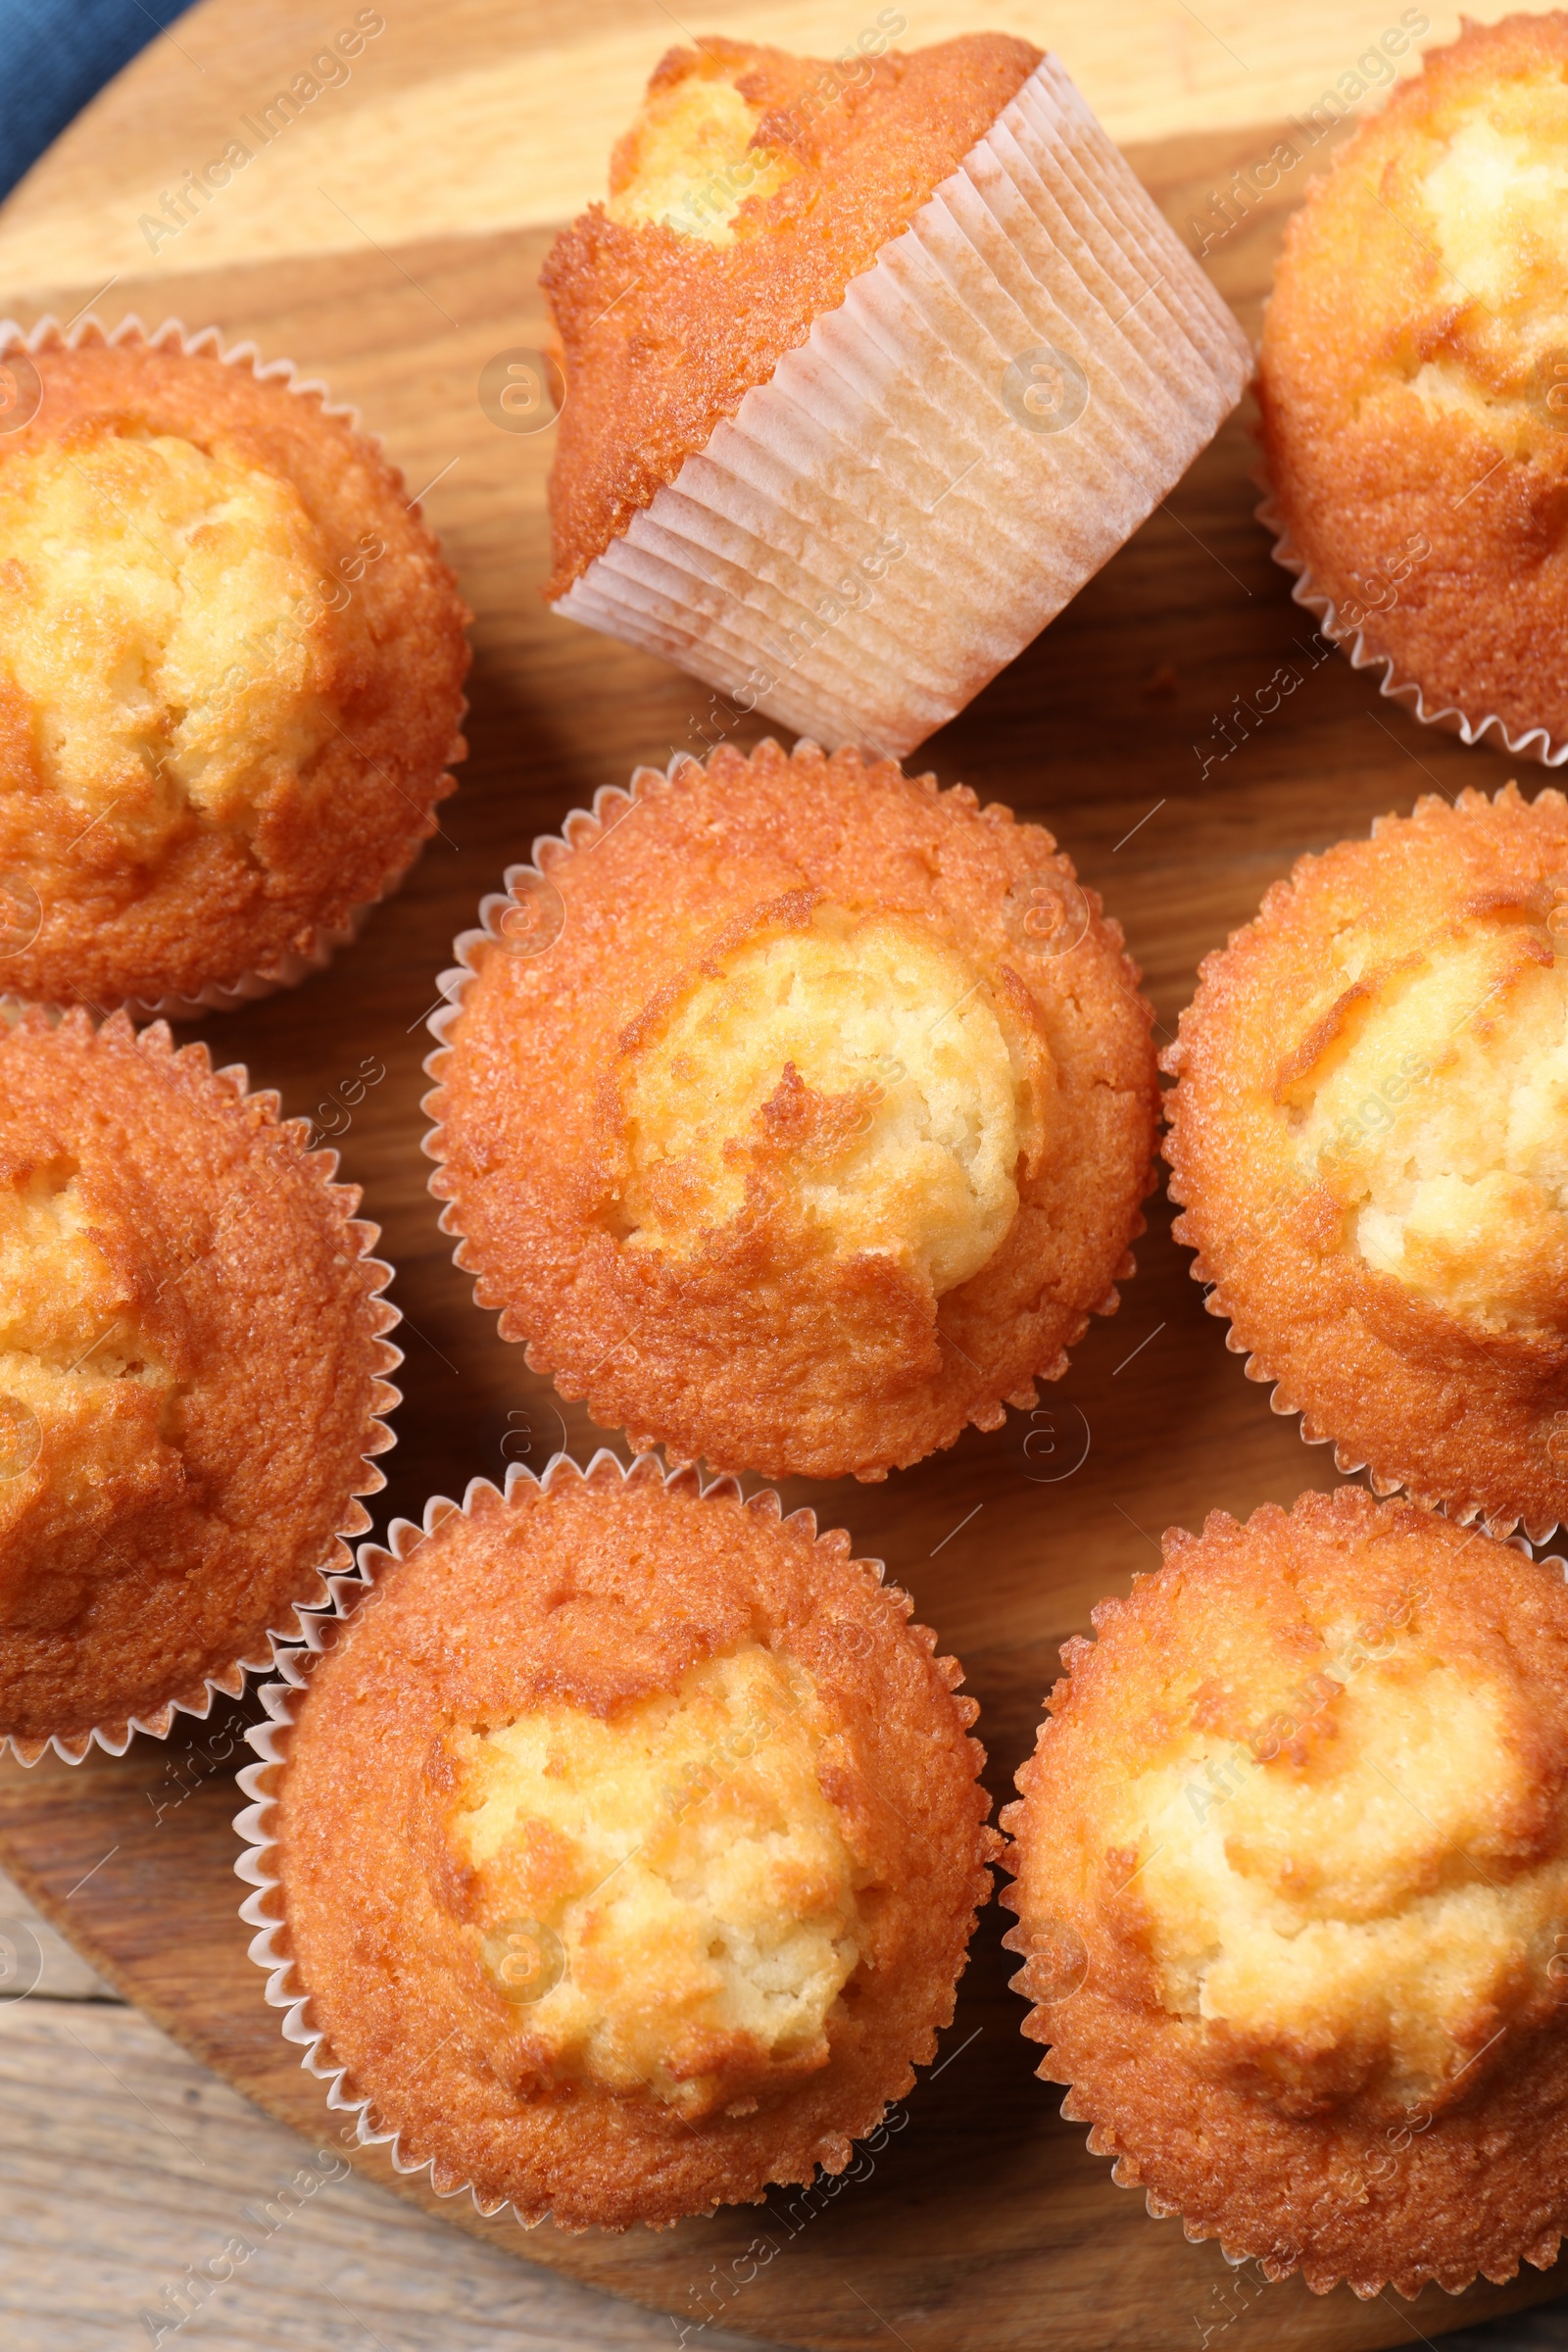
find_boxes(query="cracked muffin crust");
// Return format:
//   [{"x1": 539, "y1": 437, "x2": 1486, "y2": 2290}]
[
  {"x1": 424, "y1": 739, "x2": 1159, "y2": 1481},
  {"x1": 254, "y1": 1453, "x2": 997, "y2": 2230},
  {"x1": 1164, "y1": 783, "x2": 1568, "y2": 1541},
  {"x1": 1258, "y1": 13, "x2": 1568, "y2": 747},
  {"x1": 0, "y1": 1008, "x2": 398, "y2": 1758},
  {"x1": 1003, "y1": 1486, "x2": 1568, "y2": 2297},
  {"x1": 0, "y1": 324, "x2": 469, "y2": 1009}
]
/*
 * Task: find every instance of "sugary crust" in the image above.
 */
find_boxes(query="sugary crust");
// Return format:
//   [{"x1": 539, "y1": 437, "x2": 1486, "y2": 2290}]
[
  {"x1": 541, "y1": 33, "x2": 1041, "y2": 596},
  {"x1": 264, "y1": 1458, "x2": 997, "y2": 2230},
  {"x1": 1257, "y1": 15, "x2": 1568, "y2": 742},
  {"x1": 1163, "y1": 783, "x2": 1568, "y2": 1539},
  {"x1": 1002, "y1": 1486, "x2": 1568, "y2": 2297},
  {"x1": 0, "y1": 1008, "x2": 397, "y2": 1747},
  {"x1": 424, "y1": 739, "x2": 1159, "y2": 1482},
  {"x1": 0, "y1": 326, "x2": 470, "y2": 1007}
]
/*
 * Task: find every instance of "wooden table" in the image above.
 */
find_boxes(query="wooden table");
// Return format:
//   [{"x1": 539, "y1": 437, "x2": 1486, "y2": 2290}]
[{"x1": 3, "y1": 3, "x2": 1567, "y2": 2348}]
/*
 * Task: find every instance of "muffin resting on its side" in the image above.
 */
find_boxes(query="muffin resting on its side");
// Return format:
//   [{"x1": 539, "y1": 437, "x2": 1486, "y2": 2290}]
[
  {"x1": 240, "y1": 1452, "x2": 997, "y2": 2230},
  {"x1": 543, "y1": 33, "x2": 1250, "y2": 756},
  {"x1": 0, "y1": 1009, "x2": 399, "y2": 1761},
  {"x1": 424, "y1": 739, "x2": 1159, "y2": 1482},
  {"x1": 1258, "y1": 13, "x2": 1568, "y2": 756},
  {"x1": 1004, "y1": 1487, "x2": 1568, "y2": 2297},
  {"x1": 1164, "y1": 783, "x2": 1568, "y2": 1542},
  {"x1": 0, "y1": 321, "x2": 469, "y2": 1011},
  {"x1": 544, "y1": 31, "x2": 1042, "y2": 597}
]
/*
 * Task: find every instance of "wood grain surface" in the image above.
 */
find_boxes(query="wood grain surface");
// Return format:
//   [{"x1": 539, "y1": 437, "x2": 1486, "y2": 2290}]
[
  {"x1": 0, "y1": 1869, "x2": 770, "y2": 2352},
  {"x1": 0, "y1": 3, "x2": 1565, "y2": 2348}
]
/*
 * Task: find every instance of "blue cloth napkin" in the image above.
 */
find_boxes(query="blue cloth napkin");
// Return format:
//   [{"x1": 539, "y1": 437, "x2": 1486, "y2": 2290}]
[{"x1": 0, "y1": 0, "x2": 195, "y2": 207}]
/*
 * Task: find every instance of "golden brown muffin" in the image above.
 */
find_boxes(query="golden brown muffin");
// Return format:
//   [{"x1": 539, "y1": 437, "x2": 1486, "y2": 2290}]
[
  {"x1": 0, "y1": 321, "x2": 469, "y2": 1010},
  {"x1": 1164, "y1": 783, "x2": 1568, "y2": 1543},
  {"x1": 1003, "y1": 1486, "x2": 1568, "y2": 2297},
  {"x1": 1258, "y1": 14, "x2": 1568, "y2": 751},
  {"x1": 542, "y1": 32, "x2": 1041, "y2": 596},
  {"x1": 241, "y1": 1452, "x2": 997, "y2": 2230},
  {"x1": 424, "y1": 739, "x2": 1159, "y2": 1482},
  {"x1": 0, "y1": 1008, "x2": 399, "y2": 1762}
]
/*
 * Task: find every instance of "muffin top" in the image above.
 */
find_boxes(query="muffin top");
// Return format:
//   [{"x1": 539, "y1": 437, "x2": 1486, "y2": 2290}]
[
  {"x1": 425, "y1": 739, "x2": 1158, "y2": 1481},
  {"x1": 1165, "y1": 784, "x2": 1568, "y2": 1540},
  {"x1": 1258, "y1": 14, "x2": 1568, "y2": 742},
  {"x1": 260, "y1": 1456, "x2": 996, "y2": 2229},
  {"x1": 542, "y1": 33, "x2": 1041, "y2": 596},
  {"x1": 0, "y1": 1009, "x2": 398, "y2": 1757},
  {"x1": 0, "y1": 326, "x2": 469, "y2": 1008},
  {"x1": 1004, "y1": 1486, "x2": 1568, "y2": 2296}
]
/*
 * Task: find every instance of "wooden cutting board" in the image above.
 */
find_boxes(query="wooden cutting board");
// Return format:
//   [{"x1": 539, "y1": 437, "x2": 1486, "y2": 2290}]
[{"x1": 0, "y1": 3, "x2": 1559, "y2": 2346}]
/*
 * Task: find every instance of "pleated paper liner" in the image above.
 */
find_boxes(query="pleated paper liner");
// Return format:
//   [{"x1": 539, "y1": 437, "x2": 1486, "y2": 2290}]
[
  {"x1": 1256, "y1": 482, "x2": 1568, "y2": 771},
  {"x1": 1175, "y1": 1228, "x2": 1559, "y2": 1550},
  {"x1": 552, "y1": 54, "x2": 1251, "y2": 760},
  {"x1": 998, "y1": 1913, "x2": 1568, "y2": 2300},
  {"x1": 1, "y1": 1019, "x2": 402, "y2": 1768},
  {"x1": 0, "y1": 313, "x2": 466, "y2": 1022},
  {"x1": 234, "y1": 1447, "x2": 983, "y2": 2229}
]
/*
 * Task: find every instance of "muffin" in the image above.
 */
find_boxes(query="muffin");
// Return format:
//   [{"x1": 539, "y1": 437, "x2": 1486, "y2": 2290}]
[
  {"x1": 544, "y1": 34, "x2": 1250, "y2": 758},
  {"x1": 1258, "y1": 13, "x2": 1568, "y2": 762},
  {"x1": 1164, "y1": 782, "x2": 1568, "y2": 1544},
  {"x1": 0, "y1": 1007, "x2": 399, "y2": 1763},
  {"x1": 236, "y1": 1449, "x2": 997, "y2": 2230},
  {"x1": 424, "y1": 738, "x2": 1160, "y2": 1482},
  {"x1": 0, "y1": 318, "x2": 469, "y2": 1013},
  {"x1": 1003, "y1": 1485, "x2": 1568, "y2": 2297}
]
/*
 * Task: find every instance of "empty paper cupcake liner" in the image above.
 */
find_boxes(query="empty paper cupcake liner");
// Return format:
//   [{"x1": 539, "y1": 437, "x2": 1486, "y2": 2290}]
[
  {"x1": 233, "y1": 1447, "x2": 913, "y2": 2226},
  {"x1": 553, "y1": 55, "x2": 1251, "y2": 760},
  {"x1": 0, "y1": 312, "x2": 466, "y2": 1021},
  {"x1": 2, "y1": 1024, "x2": 402, "y2": 1769},
  {"x1": 1256, "y1": 482, "x2": 1568, "y2": 771}
]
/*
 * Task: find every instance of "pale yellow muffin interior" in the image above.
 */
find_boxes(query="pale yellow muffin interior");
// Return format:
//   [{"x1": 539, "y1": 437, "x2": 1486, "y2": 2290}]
[
  {"x1": 615, "y1": 907, "x2": 1035, "y2": 1294},
  {"x1": 444, "y1": 1644, "x2": 866, "y2": 2117},
  {"x1": 1108, "y1": 1617, "x2": 1568, "y2": 2110},
  {"x1": 0, "y1": 428, "x2": 338, "y2": 848},
  {"x1": 606, "y1": 59, "x2": 798, "y2": 244},
  {"x1": 1409, "y1": 72, "x2": 1568, "y2": 443},
  {"x1": 1281, "y1": 916, "x2": 1568, "y2": 1333},
  {"x1": 0, "y1": 1162, "x2": 179, "y2": 1607},
  {"x1": 0, "y1": 1163, "x2": 173, "y2": 1408}
]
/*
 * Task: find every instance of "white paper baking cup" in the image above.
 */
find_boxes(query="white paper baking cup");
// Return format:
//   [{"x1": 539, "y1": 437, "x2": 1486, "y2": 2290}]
[
  {"x1": 1256, "y1": 482, "x2": 1568, "y2": 770},
  {"x1": 552, "y1": 55, "x2": 1251, "y2": 760},
  {"x1": 1, "y1": 1019, "x2": 403, "y2": 1768},
  {"x1": 234, "y1": 1446, "x2": 966, "y2": 2227},
  {"x1": 0, "y1": 313, "x2": 466, "y2": 1021}
]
